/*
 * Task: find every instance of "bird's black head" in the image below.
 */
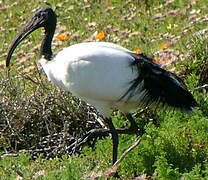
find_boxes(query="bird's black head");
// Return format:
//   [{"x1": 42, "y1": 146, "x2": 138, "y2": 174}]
[
  {"x1": 6, "y1": 8, "x2": 57, "y2": 67},
  {"x1": 30, "y1": 8, "x2": 57, "y2": 32}
]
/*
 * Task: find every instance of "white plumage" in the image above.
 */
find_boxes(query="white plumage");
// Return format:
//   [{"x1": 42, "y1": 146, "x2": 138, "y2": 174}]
[{"x1": 40, "y1": 42, "x2": 140, "y2": 117}]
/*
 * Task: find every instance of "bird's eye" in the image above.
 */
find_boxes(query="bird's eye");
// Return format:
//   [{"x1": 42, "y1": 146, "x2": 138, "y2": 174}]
[
  {"x1": 34, "y1": 13, "x2": 41, "y2": 19},
  {"x1": 35, "y1": 11, "x2": 47, "y2": 19},
  {"x1": 42, "y1": 12, "x2": 48, "y2": 19}
]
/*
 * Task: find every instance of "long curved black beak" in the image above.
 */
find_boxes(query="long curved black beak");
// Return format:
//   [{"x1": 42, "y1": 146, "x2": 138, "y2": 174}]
[
  {"x1": 6, "y1": 29, "x2": 35, "y2": 67},
  {"x1": 6, "y1": 13, "x2": 45, "y2": 67}
]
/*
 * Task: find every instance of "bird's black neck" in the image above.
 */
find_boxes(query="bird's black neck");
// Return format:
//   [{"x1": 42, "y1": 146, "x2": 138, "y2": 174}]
[
  {"x1": 39, "y1": 9, "x2": 57, "y2": 61},
  {"x1": 40, "y1": 29, "x2": 55, "y2": 61}
]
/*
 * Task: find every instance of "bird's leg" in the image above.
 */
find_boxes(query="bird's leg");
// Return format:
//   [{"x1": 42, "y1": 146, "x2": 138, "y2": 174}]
[
  {"x1": 114, "y1": 113, "x2": 139, "y2": 135},
  {"x1": 70, "y1": 126, "x2": 138, "y2": 155},
  {"x1": 125, "y1": 112, "x2": 138, "y2": 131},
  {"x1": 70, "y1": 113, "x2": 143, "y2": 155},
  {"x1": 71, "y1": 117, "x2": 119, "y2": 165},
  {"x1": 105, "y1": 117, "x2": 119, "y2": 165}
]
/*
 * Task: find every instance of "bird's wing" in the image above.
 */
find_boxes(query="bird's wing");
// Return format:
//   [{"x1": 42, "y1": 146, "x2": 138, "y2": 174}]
[{"x1": 121, "y1": 53, "x2": 197, "y2": 112}]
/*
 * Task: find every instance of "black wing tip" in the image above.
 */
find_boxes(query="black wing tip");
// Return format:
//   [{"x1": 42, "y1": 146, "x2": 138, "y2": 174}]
[
  {"x1": 122, "y1": 54, "x2": 198, "y2": 113},
  {"x1": 147, "y1": 86, "x2": 198, "y2": 113},
  {"x1": 141, "y1": 91, "x2": 198, "y2": 113},
  {"x1": 179, "y1": 96, "x2": 198, "y2": 113}
]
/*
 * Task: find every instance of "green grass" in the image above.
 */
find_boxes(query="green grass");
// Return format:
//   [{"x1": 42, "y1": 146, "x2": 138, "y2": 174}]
[{"x1": 0, "y1": 0, "x2": 208, "y2": 179}]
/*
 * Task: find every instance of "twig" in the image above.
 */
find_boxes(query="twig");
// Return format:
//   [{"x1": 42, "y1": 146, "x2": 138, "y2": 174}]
[
  {"x1": 113, "y1": 137, "x2": 142, "y2": 168},
  {"x1": 101, "y1": 137, "x2": 142, "y2": 178},
  {"x1": 133, "y1": 107, "x2": 148, "y2": 118},
  {"x1": 194, "y1": 84, "x2": 208, "y2": 91},
  {"x1": 0, "y1": 153, "x2": 18, "y2": 158},
  {"x1": 0, "y1": 149, "x2": 32, "y2": 158}
]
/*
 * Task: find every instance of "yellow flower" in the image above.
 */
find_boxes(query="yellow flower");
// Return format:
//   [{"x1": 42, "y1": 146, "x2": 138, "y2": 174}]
[
  {"x1": 167, "y1": 24, "x2": 172, "y2": 30},
  {"x1": 96, "y1": 31, "x2": 105, "y2": 41},
  {"x1": 167, "y1": 23, "x2": 178, "y2": 30}
]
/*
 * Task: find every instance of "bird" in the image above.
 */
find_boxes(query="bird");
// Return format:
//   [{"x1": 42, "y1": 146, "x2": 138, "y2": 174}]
[{"x1": 6, "y1": 8, "x2": 197, "y2": 165}]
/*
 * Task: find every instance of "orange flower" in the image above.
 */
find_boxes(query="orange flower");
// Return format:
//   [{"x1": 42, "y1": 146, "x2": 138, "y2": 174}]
[
  {"x1": 133, "y1": 48, "x2": 142, "y2": 54},
  {"x1": 159, "y1": 42, "x2": 170, "y2": 50},
  {"x1": 96, "y1": 31, "x2": 105, "y2": 41},
  {"x1": 56, "y1": 33, "x2": 69, "y2": 41}
]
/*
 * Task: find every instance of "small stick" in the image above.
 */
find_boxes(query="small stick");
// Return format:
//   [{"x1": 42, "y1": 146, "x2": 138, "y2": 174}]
[
  {"x1": 102, "y1": 137, "x2": 142, "y2": 178},
  {"x1": 113, "y1": 137, "x2": 142, "y2": 168},
  {"x1": 194, "y1": 84, "x2": 208, "y2": 91}
]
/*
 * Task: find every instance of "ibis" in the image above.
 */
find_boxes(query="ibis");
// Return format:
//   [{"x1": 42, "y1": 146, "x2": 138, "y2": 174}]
[{"x1": 6, "y1": 8, "x2": 197, "y2": 165}]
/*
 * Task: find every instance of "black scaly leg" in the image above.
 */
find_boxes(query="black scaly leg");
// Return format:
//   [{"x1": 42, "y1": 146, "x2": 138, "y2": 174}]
[
  {"x1": 125, "y1": 112, "x2": 138, "y2": 131},
  {"x1": 71, "y1": 117, "x2": 119, "y2": 165},
  {"x1": 105, "y1": 117, "x2": 119, "y2": 165},
  {"x1": 70, "y1": 117, "x2": 119, "y2": 165},
  {"x1": 70, "y1": 114, "x2": 141, "y2": 156}
]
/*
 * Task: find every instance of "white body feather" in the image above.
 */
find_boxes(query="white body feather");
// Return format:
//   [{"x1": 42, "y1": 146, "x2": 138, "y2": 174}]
[{"x1": 39, "y1": 42, "x2": 142, "y2": 117}]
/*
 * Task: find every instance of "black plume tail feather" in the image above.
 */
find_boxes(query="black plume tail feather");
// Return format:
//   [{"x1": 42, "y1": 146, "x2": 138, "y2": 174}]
[{"x1": 122, "y1": 53, "x2": 197, "y2": 112}]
